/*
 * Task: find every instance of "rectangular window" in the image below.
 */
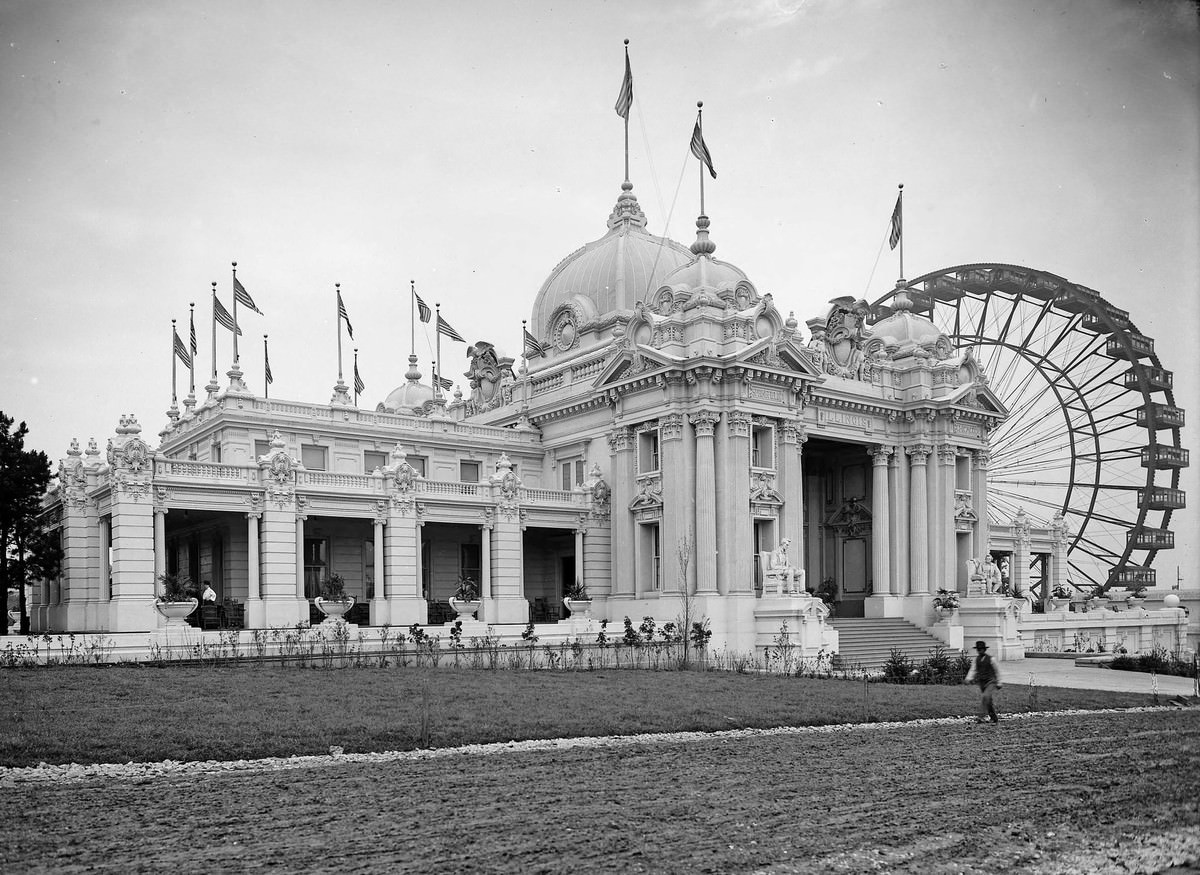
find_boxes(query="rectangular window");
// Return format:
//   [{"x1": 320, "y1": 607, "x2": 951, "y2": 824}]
[
  {"x1": 650, "y1": 523, "x2": 662, "y2": 591},
  {"x1": 459, "y1": 460, "x2": 481, "y2": 482},
  {"x1": 561, "y1": 458, "x2": 587, "y2": 490},
  {"x1": 364, "y1": 450, "x2": 388, "y2": 473},
  {"x1": 301, "y1": 444, "x2": 327, "y2": 471},
  {"x1": 211, "y1": 443, "x2": 222, "y2": 463},
  {"x1": 303, "y1": 538, "x2": 328, "y2": 600},
  {"x1": 752, "y1": 424, "x2": 774, "y2": 468},
  {"x1": 253, "y1": 440, "x2": 272, "y2": 460},
  {"x1": 639, "y1": 429, "x2": 660, "y2": 473}
]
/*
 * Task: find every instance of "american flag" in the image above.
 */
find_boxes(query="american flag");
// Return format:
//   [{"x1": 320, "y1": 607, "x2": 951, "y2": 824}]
[
  {"x1": 435, "y1": 373, "x2": 454, "y2": 391},
  {"x1": 233, "y1": 275, "x2": 263, "y2": 314},
  {"x1": 189, "y1": 310, "x2": 198, "y2": 356},
  {"x1": 437, "y1": 314, "x2": 464, "y2": 343},
  {"x1": 354, "y1": 363, "x2": 365, "y2": 395},
  {"x1": 264, "y1": 339, "x2": 273, "y2": 385},
  {"x1": 414, "y1": 289, "x2": 431, "y2": 323},
  {"x1": 690, "y1": 118, "x2": 716, "y2": 179},
  {"x1": 888, "y1": 191, "x2": 903, "y2": 250},
  {"x1": 337, "y1": 289, "x2": 354, "y2": 340},
  {"x1": 614, "y1": 52, "x2": 633, "y2": 120},
  {"x1": 523, "y1": 327, "x2": 545, "y2": 358},
  {"x1": 213, "y1": 295, "x2": 241, "y2": 335},
  {"x1": 173, "y1": 328, "x2": 192, "y2": 368}
]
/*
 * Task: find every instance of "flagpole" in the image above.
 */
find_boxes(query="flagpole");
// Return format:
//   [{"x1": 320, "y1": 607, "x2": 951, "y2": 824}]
[
  {"x1": 623, "y1": 39, "x2": 630, "y2": 184},
  {"x1": 521, "y1": 319, "x2": 531, "y2": 410},
  {"x1": 897, "y1": 183, "x2": 905, "y2": 282},
  {"x1": 336, "y1": 283, "x2": 344, "y2": 383},
  {"x1": 210, "y1": 282, "x2": 218, "y2": 383},
  {"x1": 353, "y1": 348, "x2": 359, "y2": 407},
  {"x1": 188, "y1": 302, "x2": 196, "y2": 396},
  {"x1": 696, "y1": 102, "x2": 706, "y2": 218},
  {"x1": 263, "y1": 334, "x2": 270, "y2": 400},
  {"x1": 170, "y1": 320, "x2": 178, "y2": 407},
  {"x1": 410, "y1": 280, "x2": 416, "y2": 358},
  {"x1": 231, "y1": 262, "x2": 240, "y2": 364},
  {"x1": 435, "y1": 303, "x2": 442, "y2": 399}
]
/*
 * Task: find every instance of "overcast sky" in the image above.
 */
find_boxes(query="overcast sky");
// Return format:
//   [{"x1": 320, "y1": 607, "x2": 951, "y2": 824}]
[{"x1": 2, "y1": 0, "x2": 1197, "y2": 579}]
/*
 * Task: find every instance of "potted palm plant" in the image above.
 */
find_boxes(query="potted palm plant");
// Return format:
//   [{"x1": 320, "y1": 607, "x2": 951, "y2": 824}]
[
  {"x1": 155, "y1": 572, "x2": 198, "y2": 625},
  {"x1": 449, "y1": 575, "x2": 481, "y2": 620},
  {"x1": 932, "y1": 588, "x2": 960, "y2": 620},
  {"x1": 563, "y1": 579, "x2": 592, "y2": 618},
  {"x1": 315, "y1": 572, "x2": 355, "y2": 622}
]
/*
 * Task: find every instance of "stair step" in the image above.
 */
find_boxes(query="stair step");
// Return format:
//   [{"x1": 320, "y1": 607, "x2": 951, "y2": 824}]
[{"x1": 827, "y1": 618, "x2": 962, "y2": 670}]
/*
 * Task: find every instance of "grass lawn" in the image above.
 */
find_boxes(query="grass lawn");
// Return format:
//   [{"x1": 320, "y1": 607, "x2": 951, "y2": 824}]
[{"x1": 0, "y1": 664, "x2": 1156, "y2": 767}]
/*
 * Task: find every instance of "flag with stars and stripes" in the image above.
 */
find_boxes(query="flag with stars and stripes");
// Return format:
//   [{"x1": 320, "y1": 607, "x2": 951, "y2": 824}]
[
  {"x1": 233, "y1": 275, "x2": 263, "y2": 314},
  {"x1": 338, "y1": 289, "x2": 354, "y2": 340},
  {"x1": 690, "y1": 119, "x2": 716, "y2": 179},
  {"x1": 414, "y1": 290, "x2": 431, "y2": 323},
  {"x1": 173, "y1": 328, "x2": 192, "y2": 368},
  {"x1": 888, "y1": 192, "x2": 903, "y2": 250},
  {"x1": 214, "y1": 295, "x2": 241, "y2": 335},
  {"x1": 437, "y1": 314, "x2": 464, "y2": 343}
]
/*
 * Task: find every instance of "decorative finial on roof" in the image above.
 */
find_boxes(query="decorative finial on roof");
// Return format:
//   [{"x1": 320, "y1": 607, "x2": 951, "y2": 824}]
[
  {"x1": 893, "y1": 290, "x2": 913, "y2": 312},
  {"x1": 690, "y1": 214, "x2": 716, "y2": 256},
  {"x1": 607, "y1": 180, "x2": 648, "y2": 229},
  {"x1": 405, "y1": 353, "x2": 422, "y2": 383}
]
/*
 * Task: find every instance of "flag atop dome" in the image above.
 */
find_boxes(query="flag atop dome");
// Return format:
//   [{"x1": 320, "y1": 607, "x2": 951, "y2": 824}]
[{"x1": 614, "y1": 41, "x2": 633, "y2": 120}]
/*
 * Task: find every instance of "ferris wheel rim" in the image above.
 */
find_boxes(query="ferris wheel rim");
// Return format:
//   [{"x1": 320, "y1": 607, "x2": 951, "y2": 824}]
[{"x1": 871, "y1": 262, "x2": 1183, "y2": 587}]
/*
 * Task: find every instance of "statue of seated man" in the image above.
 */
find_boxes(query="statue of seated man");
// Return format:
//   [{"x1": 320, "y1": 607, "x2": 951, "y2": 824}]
[{"x1": 763, "y1": 538, "x2": 805, "y2": 595}]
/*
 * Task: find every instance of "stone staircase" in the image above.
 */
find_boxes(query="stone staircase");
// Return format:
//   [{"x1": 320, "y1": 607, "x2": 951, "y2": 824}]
[{"x1": 829, "y1": 618, "x2": 960, "y2": 671}]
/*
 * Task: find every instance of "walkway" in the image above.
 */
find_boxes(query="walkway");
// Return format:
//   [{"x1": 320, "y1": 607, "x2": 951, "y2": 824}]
[{"x1": 1007, "y1": 655, "x2": 1197, "y2": 695}]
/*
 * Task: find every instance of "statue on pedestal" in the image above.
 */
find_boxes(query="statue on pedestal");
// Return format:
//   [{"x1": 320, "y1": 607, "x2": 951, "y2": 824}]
[{"x1": 761, "y1": 538, "x2": 805, "y2": 596}]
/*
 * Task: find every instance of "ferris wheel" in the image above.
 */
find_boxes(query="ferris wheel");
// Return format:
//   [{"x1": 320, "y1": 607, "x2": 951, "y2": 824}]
[{"x1": 870, "y1": 264, "x2": 1188, "y2": 591}]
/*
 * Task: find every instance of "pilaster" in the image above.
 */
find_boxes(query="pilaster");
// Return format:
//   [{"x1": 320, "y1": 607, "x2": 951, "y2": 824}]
[
  {"x1": 660, "y1": 412, "x2": 690, "y2": 595},
  {"x1": 972, "y1": 450, "x2": 991, "y2": 557},
  {"x1": 691, "y1": 410, "x2": 720, "y2": 594},
  {"x1": 106, "y1": 418, "x2": 157, "y2": 632},
  {"x1": 890, "y1": 446, "x2": 909, "y2": 596},
  {"x1": 778, "y1": 421, "x2": 805, "y2": 580},
  {"x1": 608, "y1": 426, "x2": 636, "y2": 597},
  {"x1": 907, "y1": 445, "x2": 931, "y2": 594},
  {"x1": 870, "y1": 445, "x2": 892, "y2": 595},
  {"x1": 725, "y1": 410, "x2": 753, "y2": 594},
  {"x1": 939, "y1": 445, "x2": 958, "y2": 591}
]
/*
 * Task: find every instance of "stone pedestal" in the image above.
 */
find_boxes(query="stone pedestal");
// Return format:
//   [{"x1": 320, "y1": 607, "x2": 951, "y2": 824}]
[
  {"x1": 959, "y1": 596, "x2": 1024, "y2": 660},
  {"x1": 754, "y1": 595, "x2": 837, "y2": 658}
]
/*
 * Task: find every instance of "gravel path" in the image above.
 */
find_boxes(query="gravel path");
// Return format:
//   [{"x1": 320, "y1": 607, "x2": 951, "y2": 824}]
[{"x1": 2, "y1": 708, "x2": 1197, "y2": 874}]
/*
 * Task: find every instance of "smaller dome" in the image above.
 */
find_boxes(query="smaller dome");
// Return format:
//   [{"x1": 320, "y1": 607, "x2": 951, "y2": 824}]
[
  {"x1": 658, "y1": 215, "x2": 749, "y2": 295},
  {"x1": 380, "y1": 355, "x2": 434, "y2": 413},
  {"x1": 661, "y1": 255, "x2": 748, "y2": 294},
  {"x1": 867, "y1": 292, "x2": 947, "y2": 357}
]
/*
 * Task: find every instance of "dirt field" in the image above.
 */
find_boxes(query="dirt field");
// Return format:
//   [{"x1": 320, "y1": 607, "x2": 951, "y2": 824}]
[{"x1": 2, "y1": 708, "x2": 1197, "y2": 874}]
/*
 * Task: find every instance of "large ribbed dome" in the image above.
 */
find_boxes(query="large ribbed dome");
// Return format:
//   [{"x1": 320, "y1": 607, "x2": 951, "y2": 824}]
[{"x1": 528, "y1": 182, "x2": 692, "y2": 344}]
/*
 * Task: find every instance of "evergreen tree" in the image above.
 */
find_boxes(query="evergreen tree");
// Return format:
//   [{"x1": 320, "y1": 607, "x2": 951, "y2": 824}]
[{"x1": 1, "y1": 412, "x2": 62, "y2": 635}]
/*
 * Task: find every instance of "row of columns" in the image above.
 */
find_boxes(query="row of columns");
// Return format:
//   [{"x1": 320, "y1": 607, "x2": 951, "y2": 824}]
[{"x1": 869, "y1": 443, "x2": 990, "y2": 596}]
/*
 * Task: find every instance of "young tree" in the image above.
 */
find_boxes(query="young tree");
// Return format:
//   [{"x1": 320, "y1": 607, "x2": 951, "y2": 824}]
[{"x1": 0, "y1": 412, "x2": 61, "y2": 635}]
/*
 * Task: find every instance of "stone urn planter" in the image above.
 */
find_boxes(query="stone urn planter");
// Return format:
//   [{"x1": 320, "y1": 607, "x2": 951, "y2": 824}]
[
  {"x1": 1049, "y1": 597, "x2": 1072, "y2": 614},
  {"x1": 564, "y1": 597, "x2": 593, "y2": 619},
  {"x1": 155, "y1": 598, "x2": 198, "y2": 626},
  {"x1": 315, "y1": 596, "x2": 355, "y2": 622},
  {"x1": 934, "y1": 605, "x2": 958, "y2": 622},
  {"x1": 449, "y1": 597, "x2": 481, "y2": 620}
]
